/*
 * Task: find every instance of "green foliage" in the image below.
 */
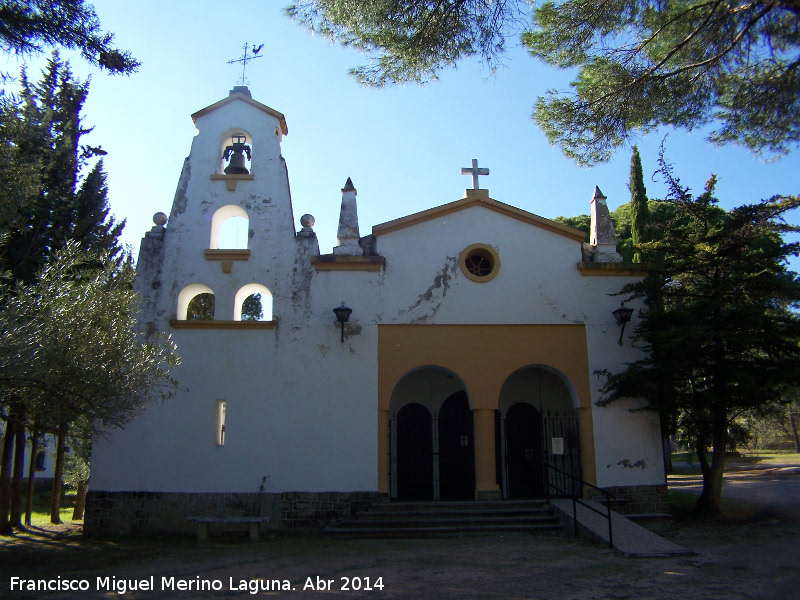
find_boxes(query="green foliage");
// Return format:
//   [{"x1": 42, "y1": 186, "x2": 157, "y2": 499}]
[
  {"x1": 241, "y1": 293, "x2": 263, "y2": 321},
  {"x1": 527, "y1": 1, "x2": 800, "y2": 164},
  {"x1": 186, "y1": 293, "x2": 214, "y2": 320},
  {"x1": 288, "y1": 1, "x2": 800, "y2": 164},
  {"x1": 0, "y1": 0, "x2": 139, "y2": 87},
  {"x1": 63, "y1": 448, "x2": 90, "y2": 489},
  {"x1": 0, "y1": 55, "x2": 124, "y2": 284},
  {"x1": 598, "y1": 159, "x2": 800, "y2": 513},
  {"x1": 286, "y1": 0, "x2": 525, "y2": 86},
  {"x1": 0, "y1": 243, "x2": 180, "y2": 430},
  {"x1": 553, "y1": 213, "x2": 590, "y2": 242},
  {"x1": 628, "y1": 146, "x2": 649, "y2": 262}
]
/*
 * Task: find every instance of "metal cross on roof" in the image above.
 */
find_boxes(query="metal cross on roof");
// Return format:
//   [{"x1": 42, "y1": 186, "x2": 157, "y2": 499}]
[
  {"x1": 227, "y1": 42, "x2": 264, "y2": 86},
  {"x1": 461, "y1": 159, "x2": 490, "y2": 189}
]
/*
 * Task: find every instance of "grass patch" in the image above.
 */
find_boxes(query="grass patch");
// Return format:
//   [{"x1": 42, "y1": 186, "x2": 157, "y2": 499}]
[
  {"x1": 669, "y1": 489, "x2": 698, "y2": 516},
  {"x1": 0, "y1": 491, "x2": 79, "y2": 539},
  {"x1": 671, "y1": 449, "x2": 800, "y2": 467},
  {"x1": 732, "y1": 451, "x2": 800, "y2": 466}
]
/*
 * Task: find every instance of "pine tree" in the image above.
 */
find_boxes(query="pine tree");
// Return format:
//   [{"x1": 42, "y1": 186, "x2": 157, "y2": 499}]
[
  {"x1": 599, "y1": 164, "x2": 800, "y2": 515},
  {"x1": 0, "y1": 0, "x2": 139, "y2": 88}
]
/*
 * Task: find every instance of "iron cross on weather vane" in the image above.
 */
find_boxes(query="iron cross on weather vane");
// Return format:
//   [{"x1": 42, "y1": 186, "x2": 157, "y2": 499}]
[
  {"x1": 227, "y1": 43, "x2": 264, "y2": 86},
  {"x1": 461, "y1": 159, "x2": 489, "y2": 189}
]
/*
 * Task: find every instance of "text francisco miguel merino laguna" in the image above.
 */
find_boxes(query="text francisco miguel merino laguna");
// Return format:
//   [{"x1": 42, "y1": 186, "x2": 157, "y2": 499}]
[{"x1": 10, "y1": 576, "x2": 304, "y2": 594}]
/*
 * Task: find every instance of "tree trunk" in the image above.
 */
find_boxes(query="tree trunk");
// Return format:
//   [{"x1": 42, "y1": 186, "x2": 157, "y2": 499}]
[
  {"x1": 25, "y1": 429, "x2": 39, "y2": 526},
  {"x1": 9, "y1": 415, "x2": 26, "y2": 529},
  {"x1": 50, "y1": 422, "x2": 67, "y2": 524},
  {"x1": 695, "y1": 413, "x2": 728, "y2": 515},
  {"x1": 790, "y1": 413, "x2": 800, "y2": 454},
  {"x1": 696, "y1": 456, "x2": 725, "y2": 514},
  {"x1": 662, "y1": 433, "x2": 673, "y2": 473},
  {"x1": 72, "y1": 479, "x2": 88, "y2": 520},
  {"x1": 0, "y1": 413, "x2": 17, "y2": 535}
]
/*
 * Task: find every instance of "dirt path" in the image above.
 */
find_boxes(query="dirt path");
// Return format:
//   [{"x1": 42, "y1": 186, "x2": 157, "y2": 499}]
[{"x1": 3, "y1": 464, "x2": 799, "y2": 600}]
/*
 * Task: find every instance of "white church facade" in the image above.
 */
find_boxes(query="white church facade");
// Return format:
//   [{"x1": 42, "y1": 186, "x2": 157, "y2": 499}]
[{"x1": 85, "y1": 87, "x2": 667, "y2": 536}]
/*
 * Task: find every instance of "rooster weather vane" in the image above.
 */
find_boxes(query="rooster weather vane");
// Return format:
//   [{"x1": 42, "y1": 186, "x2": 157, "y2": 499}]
[{"x1": 227, "y1": 43, "x2": 264, "y2": 86}]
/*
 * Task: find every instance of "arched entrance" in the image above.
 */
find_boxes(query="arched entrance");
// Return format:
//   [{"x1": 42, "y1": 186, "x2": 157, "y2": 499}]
[
  {"x1": 389, "y1": 367, "x2": 474, "y2": 501},
  {"x1": 396, "y1": 403, "x2": 433, "y2": 501},
  {"x1": 438, "y1": 391, "x2": 475, "y2": 500},
  {"x1": 504, "y1": 403, "x2": 544, "y2": 498},
  {"x1": 498, "y1": 367, "x2": 581, "y2": 499}
]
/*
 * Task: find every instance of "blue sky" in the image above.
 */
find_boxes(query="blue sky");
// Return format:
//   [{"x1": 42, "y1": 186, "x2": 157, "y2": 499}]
[{"x1": 6, "y1": 0, "x2": 799, "y2": 267}]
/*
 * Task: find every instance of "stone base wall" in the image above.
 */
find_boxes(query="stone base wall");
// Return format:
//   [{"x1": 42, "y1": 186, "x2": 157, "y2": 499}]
[
  {"x1": 586, "y1": 484, "x2": 669, "y2": 514},
  {"x1": 84, "y1": 491, "x2": 388, "y2": 537}
]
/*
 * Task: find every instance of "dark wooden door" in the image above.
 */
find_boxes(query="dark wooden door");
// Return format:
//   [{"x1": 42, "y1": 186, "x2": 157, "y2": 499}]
[
  {"x1": 505, "y1": 402, "x2": 544, "y2": 498},
  {"x1": 438, "y1": 391, "x2": 475, "y2": 500},
  {"x1": 396, "y1": 403, "x2": 434, "y2": 501}
]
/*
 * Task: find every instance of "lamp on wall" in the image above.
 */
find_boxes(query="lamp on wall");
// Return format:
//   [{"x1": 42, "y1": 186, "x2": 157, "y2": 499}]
[
  {"x1": 612, "y1": 302, "x2": 634, "y2": 346},
  {"x1": 333, "y1": 302, "x2": 352, "y2": 343}
]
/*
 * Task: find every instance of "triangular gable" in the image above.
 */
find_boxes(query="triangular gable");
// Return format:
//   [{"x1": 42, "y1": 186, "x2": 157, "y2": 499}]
[
  {"x1": 191, "y1": 93, "x2": 289, "y2": 135},
  {"x1": 372, "y1": 189, "x2": 586, "y2": 242}
]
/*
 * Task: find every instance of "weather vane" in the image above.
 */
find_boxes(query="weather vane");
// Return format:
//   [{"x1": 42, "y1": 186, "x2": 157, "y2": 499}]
[{"x1": 227, "y1": 43, "x2": 264, "y2": 86}]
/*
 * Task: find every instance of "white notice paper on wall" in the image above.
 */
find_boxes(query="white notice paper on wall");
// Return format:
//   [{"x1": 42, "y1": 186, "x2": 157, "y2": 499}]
[{"x1": 551, "y1": 438, "x2": 564, "y2": 455}]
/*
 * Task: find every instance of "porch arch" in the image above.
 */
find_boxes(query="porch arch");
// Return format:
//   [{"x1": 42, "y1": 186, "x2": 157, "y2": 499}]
[
  {"x1": 388, "y1": 367, "x2": 475, "y2": 500},
  {"x1": 498, "y1": 366, "x2": 582, "y2": 499},
  {"x1": 378, "y1": 324, "x2": 598, "y2": 497}
]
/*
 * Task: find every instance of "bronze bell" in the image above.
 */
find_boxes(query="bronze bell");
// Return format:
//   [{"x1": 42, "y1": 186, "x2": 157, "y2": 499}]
[{"x1": 223, "y1": 135, "x2": 252, "y2": 175}]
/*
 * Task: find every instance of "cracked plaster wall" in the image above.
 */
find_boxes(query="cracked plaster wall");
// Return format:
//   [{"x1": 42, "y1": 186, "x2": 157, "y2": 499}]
[{"x1": 94, "y1": 95, "x2": 663, "y2": 497}]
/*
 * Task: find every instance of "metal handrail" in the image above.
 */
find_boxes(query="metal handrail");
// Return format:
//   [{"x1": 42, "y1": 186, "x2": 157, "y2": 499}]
[{"x1": 544, "y1": 463, "x2": 614, "y2": 548}]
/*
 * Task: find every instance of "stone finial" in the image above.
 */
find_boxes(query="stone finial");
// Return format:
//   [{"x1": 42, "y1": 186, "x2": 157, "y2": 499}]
[
  {"x1": 333, "y1": 177, "x2": 362, "y2": 256},
  {"x1": 145, "y1": 212, "x2": 168, "y2": 239},
  {"x1": 593, "y1": 186, "x2": 607, "y2": 201},
  {"x1": 589, "y1": 186, "x2": 622, "y2": 262},
  {"x1": 298, "y1": 213, "x2": 317, "y2": 238}
]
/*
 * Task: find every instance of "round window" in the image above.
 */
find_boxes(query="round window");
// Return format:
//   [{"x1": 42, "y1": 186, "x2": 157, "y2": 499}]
[{"x1": 459, "y1": 244, "x2": 500, "y2": 283}]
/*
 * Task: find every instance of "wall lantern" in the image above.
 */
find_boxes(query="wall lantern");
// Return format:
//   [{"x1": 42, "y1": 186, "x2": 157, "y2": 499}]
[
  {"x1": 612, "y1": 302, "x2": 634, "y2": 346},
  {"x1": 332, "y1": 302, "x2": 352, "y2": 343}
]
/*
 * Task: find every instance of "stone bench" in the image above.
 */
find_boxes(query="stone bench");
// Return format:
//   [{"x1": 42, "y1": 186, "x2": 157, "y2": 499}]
[{"x1": 186, "y1": 516, "x2": 270, "y2": 543}]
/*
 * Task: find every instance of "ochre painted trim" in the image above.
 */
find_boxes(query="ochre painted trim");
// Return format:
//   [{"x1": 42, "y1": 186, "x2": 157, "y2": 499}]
[
  {"x1": 170, "y1": 319, "x2": 277, "y2": 329},
  {"x1": 192, "y1": 93, "x2": 288, "y2": 135},
  {"x1": 311, "y1": 255, "x2": 385, "y2": 271},
  {"x1": 204, "y1": 249, "x2": 251, "y2": 261},
  {"x1": 377, "y1": 324, "x2": 597, "y2": 491},
  {"x1": 459, "y1": 243, "x2": 501, "y2": 283},
  {"x1": 577, "y1": 262, "x2": 649, "y2": 276},
  {"x1": 210, "y1": 173, "x2": 255, "y2": 191},
  {"x1": 373, "y1": 195, "x2": 586, "y2": 242}
]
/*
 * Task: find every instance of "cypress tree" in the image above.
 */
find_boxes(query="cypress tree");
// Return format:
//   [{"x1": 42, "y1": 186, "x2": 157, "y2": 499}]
[{"x1": 628, "y1": 145, "x2": 649, "y2": 263}]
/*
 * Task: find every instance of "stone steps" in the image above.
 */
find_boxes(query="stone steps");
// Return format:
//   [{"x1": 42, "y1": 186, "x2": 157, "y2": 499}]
[{"x1": 324, "y1": 499, "x2": 562, "y2": 538}]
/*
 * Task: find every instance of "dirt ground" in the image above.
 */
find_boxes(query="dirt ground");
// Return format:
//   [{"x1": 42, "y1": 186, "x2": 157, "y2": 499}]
[{"x1": 2, "y1": 468, "x2": 799, "y2": 600}]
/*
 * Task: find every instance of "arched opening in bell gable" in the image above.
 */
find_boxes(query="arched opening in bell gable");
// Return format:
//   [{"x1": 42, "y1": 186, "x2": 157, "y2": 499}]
[
  {"x1": 233, "y1": 283, "x2": 273, "y2": 321},
  {"x1": 177, "y1": 283, "x2": 215, "y2": 320},
  {"x1": 210, "y1": 205, "x2": 249, "y2": 250},
  {"x1": 218, "y1": 129, "x2": 253, "y2": 175}
]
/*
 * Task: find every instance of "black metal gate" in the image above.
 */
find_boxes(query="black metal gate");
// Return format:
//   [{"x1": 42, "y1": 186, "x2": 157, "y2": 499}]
[
  {"x1": 500, "y1": 405, "x2": 581, "y2": 499},
  {"x1": 541, "y1": 410, "x2": 582, "y2": 497}
]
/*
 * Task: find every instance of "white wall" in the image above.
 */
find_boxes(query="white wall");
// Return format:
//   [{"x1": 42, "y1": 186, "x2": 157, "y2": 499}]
[{"x1": 91, "y1": 92, "x2": 664, "y2": 495}]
